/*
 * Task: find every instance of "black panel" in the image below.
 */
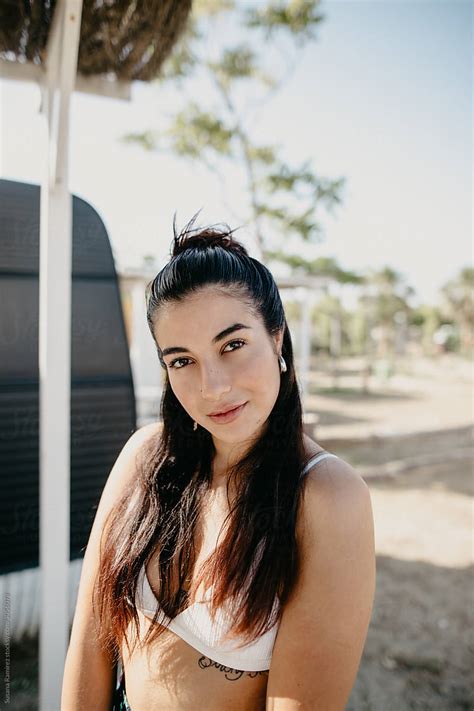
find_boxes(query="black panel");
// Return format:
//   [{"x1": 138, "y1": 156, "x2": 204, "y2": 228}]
[{"x1": 0, "y1": 178, "x2": 137, "y2": 574}]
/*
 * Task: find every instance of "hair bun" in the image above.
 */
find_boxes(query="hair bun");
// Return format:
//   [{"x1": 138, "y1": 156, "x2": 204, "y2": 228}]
[{"x1": 171, "y1": 213, "x2": 249, "y2": 258}]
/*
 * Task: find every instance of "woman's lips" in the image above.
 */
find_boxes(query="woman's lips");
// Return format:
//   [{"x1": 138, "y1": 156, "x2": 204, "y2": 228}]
[{"x1": 208, "y1": 402, "x2": 247, "y2": 424}]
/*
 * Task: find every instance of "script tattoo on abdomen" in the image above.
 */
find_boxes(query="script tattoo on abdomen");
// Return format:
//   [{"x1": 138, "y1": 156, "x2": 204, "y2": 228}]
[{"x1": 198, "y1": 656, "x2": 269, "y2": 681}]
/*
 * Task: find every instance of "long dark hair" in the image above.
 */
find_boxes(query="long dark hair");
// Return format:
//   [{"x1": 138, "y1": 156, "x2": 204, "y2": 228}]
[{"x1": 94, "y1": 215, "x2": 308, "y2": 663}]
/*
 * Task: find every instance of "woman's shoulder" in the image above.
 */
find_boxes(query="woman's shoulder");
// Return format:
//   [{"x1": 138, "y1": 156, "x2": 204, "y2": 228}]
[
  {"x1": 298, "y1": 434, "x2": 372, "y2": 540},
  {"x1": 129, "y1": 420, "x2": 163, "y2": 452},
  {"x1": 268, "y1": 448, "x2": 375, "y2": 710},
  {"x1": 135, "y1": 420, "x2": 164, "y2": 439},
  {"x1": 112, "y1": 422, "x2": 164, "y2": 479},
  {"x1": 302, "y1": 433, "x2": 364, "y2": 490}
]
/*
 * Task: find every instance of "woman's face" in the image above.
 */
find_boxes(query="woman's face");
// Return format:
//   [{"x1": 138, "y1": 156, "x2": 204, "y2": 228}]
[{"x1": 153, "y1": 286, "x2": 284, "y2": 452}]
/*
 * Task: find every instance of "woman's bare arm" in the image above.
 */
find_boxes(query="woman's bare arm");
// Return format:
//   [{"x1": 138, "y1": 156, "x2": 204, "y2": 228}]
[
  {"x1": 266, "y1": 457, "x2": 376, "y2": 710},
  {"x1": 61, "y1": 421, "x2": 162, "y2": 711}
]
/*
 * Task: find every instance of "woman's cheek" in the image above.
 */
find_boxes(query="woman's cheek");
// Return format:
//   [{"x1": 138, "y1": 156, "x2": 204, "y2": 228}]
[
  {"x1": 168, "y1": 374, "x2": 190, "y2": 404},
  {"x1": 237, "y1": 347, "x2": 261, "y2": 372},
  {"x1": 246, "y1": 352, "x2": 269, "y2": 380}
]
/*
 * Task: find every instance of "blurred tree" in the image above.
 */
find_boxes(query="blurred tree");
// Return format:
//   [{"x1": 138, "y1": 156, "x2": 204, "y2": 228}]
[
  {"x1": 348, "y1": 308, "x2": 370, "y2": 356},
  {"x1": 282, "y1": 299, "x2": 300, "y2": 323},
  {"x1": 123, "y1": 0, "x2": 346, "y2": 260},
  {"x1": 266, "y1": 252, "x2": 364, "y2": 284},
  {"x1": 410, "y1": 304, "x2": 444, "y2": 355},
  {"x1": 440, "y1": 267, "x2": 474, "y2": 354},
  {"x1": 268, "y1": 251, "x2": 365, "y2": 354},
  {"x1": 312, "y1": 294, "x2": 342, "y2": 353},
  {"x1": 358, "y1": 266, "x2": 414, "y2": 357}
]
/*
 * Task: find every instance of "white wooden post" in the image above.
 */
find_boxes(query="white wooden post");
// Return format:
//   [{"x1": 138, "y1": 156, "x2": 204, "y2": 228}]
[{"x1": 38, "y1": 2, "x2": 83, "y2": 709}]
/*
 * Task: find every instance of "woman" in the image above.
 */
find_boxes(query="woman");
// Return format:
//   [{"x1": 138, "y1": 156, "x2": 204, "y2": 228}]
[{"x1": 62, "y1": 218, "x2": 375, "y2": 711}]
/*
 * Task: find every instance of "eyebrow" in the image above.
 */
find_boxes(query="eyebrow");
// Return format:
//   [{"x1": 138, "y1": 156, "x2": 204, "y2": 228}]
[{"x1": 161, "y1": 323, "x2": 252, "y2": 358}]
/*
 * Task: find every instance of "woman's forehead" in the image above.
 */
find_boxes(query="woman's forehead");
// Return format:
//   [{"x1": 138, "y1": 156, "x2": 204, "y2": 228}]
[{"x1": 155, "y1": 289, "x2": 258, "y2": 340}]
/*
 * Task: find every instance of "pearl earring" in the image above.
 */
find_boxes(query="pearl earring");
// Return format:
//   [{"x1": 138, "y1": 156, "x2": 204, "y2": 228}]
[{"x1": 193, "y1": 420, "x2": 198, "y2": 431}]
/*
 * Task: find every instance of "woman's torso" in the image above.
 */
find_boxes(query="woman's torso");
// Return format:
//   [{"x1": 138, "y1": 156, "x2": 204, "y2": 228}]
[{"x1": 120, "y1": 437, "x2": 327, "y2": 711}]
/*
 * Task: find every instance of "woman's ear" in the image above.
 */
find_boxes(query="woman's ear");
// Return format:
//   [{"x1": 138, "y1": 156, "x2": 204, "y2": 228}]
[{"x1": 273, "y1": 327, "x2": 284, "y2": 355}]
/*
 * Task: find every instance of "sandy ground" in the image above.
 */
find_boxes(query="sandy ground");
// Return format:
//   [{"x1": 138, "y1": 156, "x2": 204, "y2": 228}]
[
  {"x1": 314, "y1": 355, "x2": 474, "y2": 710},
  {"x1": 5, "y1": 355, "x2": 473, "y2": 710},
  {"x1": 307, "y1": 353, "x2": 473, "y2": 441},
  {"x1": 347, "y1": 456, "x2": 473, "y2": 711}
]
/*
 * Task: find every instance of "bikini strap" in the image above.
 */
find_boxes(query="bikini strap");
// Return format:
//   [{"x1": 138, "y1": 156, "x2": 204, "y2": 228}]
[{"x1": 300, "y1": 451, "x2": 338, "y2": 478}]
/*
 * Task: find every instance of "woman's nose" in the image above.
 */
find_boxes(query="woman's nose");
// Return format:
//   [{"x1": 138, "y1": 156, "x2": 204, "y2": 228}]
[{"x1": 199, "y1": 365, "x2": 231, "y2": 400}]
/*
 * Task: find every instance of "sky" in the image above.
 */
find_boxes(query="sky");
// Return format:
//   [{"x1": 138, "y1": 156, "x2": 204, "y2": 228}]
[{"x1": 0, "y1": 0, "x2": 471, "y2": 308}]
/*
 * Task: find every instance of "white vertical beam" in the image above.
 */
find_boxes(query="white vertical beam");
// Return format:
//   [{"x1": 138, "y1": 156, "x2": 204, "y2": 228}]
[
  {"x1": 0, "y1": 80, "x2": 5, "y2": 172},
  {"x1": 38, "y1": 2, "x2": 83, "y2": 710}
]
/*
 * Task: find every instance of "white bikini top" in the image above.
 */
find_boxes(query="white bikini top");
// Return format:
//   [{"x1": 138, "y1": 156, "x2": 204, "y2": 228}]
[{"x1": 135, "y1": 451, "x2": 339, "y2": 671}]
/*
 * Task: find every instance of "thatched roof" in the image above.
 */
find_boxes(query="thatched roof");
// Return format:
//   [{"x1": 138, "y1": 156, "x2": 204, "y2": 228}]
[{"x1": 0, "y1": 0, "x2": 192, "y2": 82}]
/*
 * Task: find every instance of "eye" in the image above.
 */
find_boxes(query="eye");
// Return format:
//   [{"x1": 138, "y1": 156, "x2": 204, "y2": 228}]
[
  {"x1": 167, "y1": 339, "x2": 246, "y2": 370},
  {"x1": 223, "y1": 338, "x2": 246, "y2": 353},
  {"x1": 168, "y1": 356, "x2": 192, "y2": 370}
]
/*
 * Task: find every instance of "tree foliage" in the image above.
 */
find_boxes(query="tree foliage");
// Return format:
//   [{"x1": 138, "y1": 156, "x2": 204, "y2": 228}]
[
  {"x1": 440, "y1": 267, "x2": 474, "y2": 351},
  {"x1": 123, "y1": 0, "x2": 346, "y2": 258},
  {"x1": 359, "y1": 266, "x2": 414, "y2": 325}
]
